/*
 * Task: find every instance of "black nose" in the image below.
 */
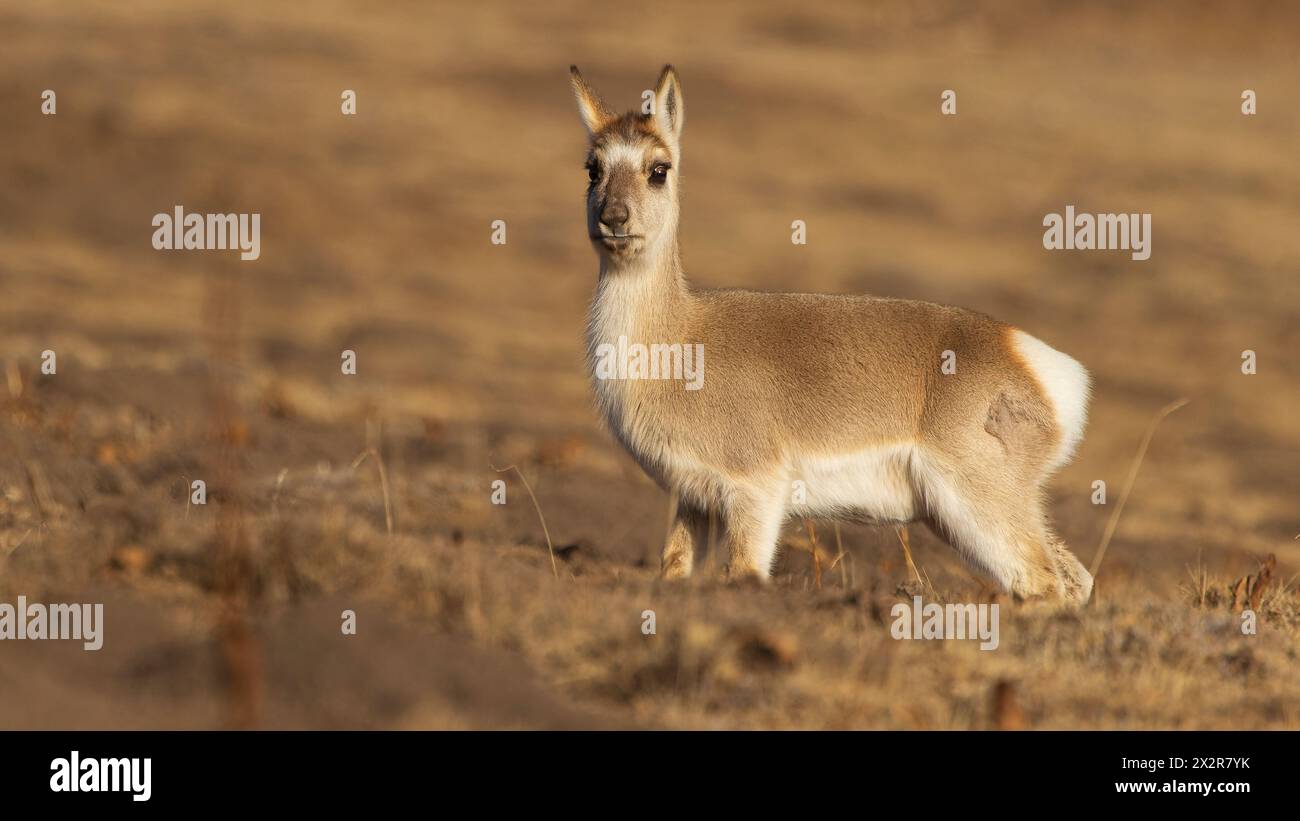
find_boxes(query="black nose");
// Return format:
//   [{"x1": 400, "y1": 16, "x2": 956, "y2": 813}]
[{"x1": 600, "y1": 201, "x2": 629, "y2": 232}]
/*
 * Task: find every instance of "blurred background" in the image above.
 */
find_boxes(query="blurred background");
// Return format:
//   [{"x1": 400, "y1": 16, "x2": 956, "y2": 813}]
[{"x1": 0, "y1": 0, "x2": 1297, "y2": 729}]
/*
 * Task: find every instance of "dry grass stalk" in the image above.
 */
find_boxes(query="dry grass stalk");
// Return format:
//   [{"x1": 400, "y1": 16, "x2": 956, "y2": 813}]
[
  {"x1": 896, "y1": 525, "x2": 923, "y2": 586},
  {"x1": 492, "y1": 463, "x2": 558, "y2": 579},
  {"x1": 350, "y1": 448, "x2": 395, "y2": 537},
  {"x1": 1089, "y1": 397, "x2": 1190, "y2": 579},
  {"x1": 785, "y1": 520, "x2": 835, "y2": 586},
  {"x1": 270, "y1": 467, "x2": 289, "y2": 516},
  {"x1": 1, "y1": 528, "x2": 33, "y2": 561},
  {"x1": 804, "y1": 519, "x2": 823, "y2": 590},
  {"x1": 5, "y1": 429, "x2": 55, "y2": 520},
  {"x1": 204, "y1": 260, "x2": 262, "y2": 730},
  {"x1": 830, "y1": 521, "x2": 849, "y2": 588}
]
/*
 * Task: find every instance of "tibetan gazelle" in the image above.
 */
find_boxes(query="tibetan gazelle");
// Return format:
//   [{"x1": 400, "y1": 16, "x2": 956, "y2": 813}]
[{"x1": 571, "y1": 65, "x2": 1093, "y2": 604}]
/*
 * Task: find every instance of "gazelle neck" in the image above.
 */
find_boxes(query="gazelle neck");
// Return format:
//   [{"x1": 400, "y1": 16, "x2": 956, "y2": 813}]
[{"x1": 591, "y1": 232, "x2": 691, "y2": 341}]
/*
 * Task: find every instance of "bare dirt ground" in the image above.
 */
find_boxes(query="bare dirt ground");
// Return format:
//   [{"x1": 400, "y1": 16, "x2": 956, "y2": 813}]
[{"x1": 1, "y1": 1, "x2": 1297, "y2": 729}]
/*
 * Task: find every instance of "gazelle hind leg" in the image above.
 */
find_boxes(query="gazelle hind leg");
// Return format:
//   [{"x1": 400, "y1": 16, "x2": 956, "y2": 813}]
[
  {"x1": 912, "y1": 454, "x2": 1064, "y2": 600},
  {"x1": 1047, "y1": 530, "x2": 1093, "y2": 604}
]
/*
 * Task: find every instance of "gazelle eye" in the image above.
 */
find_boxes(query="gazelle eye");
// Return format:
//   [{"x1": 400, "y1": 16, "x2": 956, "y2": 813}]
[
  {"x1": 587, "y1": 163, "x2": 600, "y2": 183},
  {"x1": 649, "y1": 164, "x2": 670, "y2": 185}
]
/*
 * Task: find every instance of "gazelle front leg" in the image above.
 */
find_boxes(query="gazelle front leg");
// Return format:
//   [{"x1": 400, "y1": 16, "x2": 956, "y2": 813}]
[
  {"x1": 662, "y1": 506, "x2": 709, "y2": 579},
  {"x1": 723, "y1": 482, "x2": 788, "y2": 581}
]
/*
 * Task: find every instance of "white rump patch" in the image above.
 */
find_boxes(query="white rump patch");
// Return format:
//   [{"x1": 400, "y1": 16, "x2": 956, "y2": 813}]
[{"x1": 1010, "y1": 329, "x2": 1091, "y2": 468}]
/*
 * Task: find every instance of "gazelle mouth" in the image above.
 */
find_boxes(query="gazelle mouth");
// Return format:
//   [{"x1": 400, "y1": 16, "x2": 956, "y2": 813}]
[{"x1": 592, "y1": 234, "x2": 643, "y2": 252}]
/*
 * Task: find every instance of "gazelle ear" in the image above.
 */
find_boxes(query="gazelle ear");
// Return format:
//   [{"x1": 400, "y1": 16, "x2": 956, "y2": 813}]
[
  {"x1": 570, "y1": 65, "x2": 613, "y2": 136},
  {"x1": 653, "y1": 65, "x2": 684, "y2": 142}
]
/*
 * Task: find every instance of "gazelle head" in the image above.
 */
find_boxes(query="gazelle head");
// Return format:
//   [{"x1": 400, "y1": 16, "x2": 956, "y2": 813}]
[{"x1": 570, "y1": 65, "x2": 684, "y2": 266}]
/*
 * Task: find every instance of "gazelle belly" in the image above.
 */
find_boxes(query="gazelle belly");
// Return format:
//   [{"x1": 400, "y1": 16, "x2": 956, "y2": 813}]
[{"x1": 789, "y1": 443, "x2": 919, "y2": 524}]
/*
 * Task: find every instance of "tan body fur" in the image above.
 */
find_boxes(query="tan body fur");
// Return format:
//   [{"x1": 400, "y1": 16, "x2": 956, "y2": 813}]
[{"x1": 573, "y1": 65, "x2": 1093, "y2": 603}]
